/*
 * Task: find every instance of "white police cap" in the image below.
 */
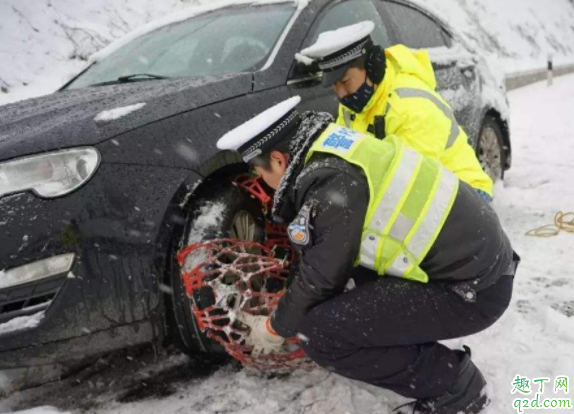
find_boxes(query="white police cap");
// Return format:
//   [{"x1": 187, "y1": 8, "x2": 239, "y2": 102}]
[
  {"x1": 300, "y1": 21, "x2": 375, "y2": 85},
  {"x1": 217, "y1": 96, "x2": 302, "y2": 163},
  {"x1": 301, "y1": 21, "x2": 375, "y2": 59}
]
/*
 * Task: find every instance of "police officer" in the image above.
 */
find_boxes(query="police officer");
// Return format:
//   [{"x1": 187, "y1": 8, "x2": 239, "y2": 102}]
[
  {"x1": 217, "y1": 96, "x2": 518, "y2": 414},
  {"x1": 298, "y1": 21, "x2": 494, "y2": 202}
]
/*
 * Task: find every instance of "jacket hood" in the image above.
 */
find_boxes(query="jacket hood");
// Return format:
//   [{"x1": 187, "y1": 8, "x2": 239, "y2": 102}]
[
  {"x1": 272, "y1": 111, "x2": 333, "y2": 222},
  {"x1": 341, "y1": 45, "x2": 437, "y2": 117},
  {"x1": 0, "y1": 73, "x2": 252, "y2": 162},
  {"x1": 386, "y1": 44, "x2": 436, "y2": 90}
]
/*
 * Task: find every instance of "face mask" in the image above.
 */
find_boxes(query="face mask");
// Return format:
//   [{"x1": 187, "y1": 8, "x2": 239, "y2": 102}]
[{"x1": 340, "y1": 80, "x2": 375, "y2": 113}]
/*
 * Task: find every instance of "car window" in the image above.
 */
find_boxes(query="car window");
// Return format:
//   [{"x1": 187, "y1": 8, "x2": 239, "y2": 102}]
[
  {"x1": 305, "y1": 0, "x2": 391, "y2": 49},
  {"x1": 385, "y1": 2, "x2": 446, "y2": 49},
  {"x1": 65, "y1": 5, "x2": 294, "y2": 89}
]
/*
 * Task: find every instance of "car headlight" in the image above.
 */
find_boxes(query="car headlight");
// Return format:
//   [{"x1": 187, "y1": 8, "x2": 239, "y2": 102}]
[
  {"x1": 0, "y1": 253, "x2": 76, "y2": 290},
  {"x1": 0, "y1": 147, "x2": 100, "y2": 199}
]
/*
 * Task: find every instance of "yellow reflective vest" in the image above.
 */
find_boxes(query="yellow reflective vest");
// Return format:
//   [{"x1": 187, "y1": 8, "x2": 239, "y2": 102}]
[
  {"x1": 336, "y1": 44, "x2": 493, "y2": 196},
  {"x1": 306, "y1": 124, "x2": 459, "y2": 283}
]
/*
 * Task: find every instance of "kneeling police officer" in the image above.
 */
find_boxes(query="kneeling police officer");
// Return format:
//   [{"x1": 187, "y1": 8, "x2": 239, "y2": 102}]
[{"x1": 217, "y1": 96, "x2": 519, "y2": 414}]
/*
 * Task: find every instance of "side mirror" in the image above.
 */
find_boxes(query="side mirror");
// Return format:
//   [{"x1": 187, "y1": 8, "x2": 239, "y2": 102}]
[{"x1": 288, "y1": 57, "x2": 323, "y2": 85}]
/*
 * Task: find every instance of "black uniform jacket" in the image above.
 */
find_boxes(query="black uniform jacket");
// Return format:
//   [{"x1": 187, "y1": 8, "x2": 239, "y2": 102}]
[{"x1": 269, "y1": 115, "x2": 514, "y2": 338}]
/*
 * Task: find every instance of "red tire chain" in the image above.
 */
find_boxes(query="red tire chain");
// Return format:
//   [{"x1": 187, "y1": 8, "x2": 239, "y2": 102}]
[{"x1": 176, "y1": 175, "x2": 314, "y2": 370}]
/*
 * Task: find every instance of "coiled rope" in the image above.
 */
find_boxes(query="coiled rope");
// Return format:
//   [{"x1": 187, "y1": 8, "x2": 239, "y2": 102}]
[{"x1": 526, "y1": 211, "x2": 574, "y2": 237}]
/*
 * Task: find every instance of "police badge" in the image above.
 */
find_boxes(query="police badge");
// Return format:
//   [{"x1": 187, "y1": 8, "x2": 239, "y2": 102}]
[{"x1": 287, "y1": 202, "x2": 315, "y2": 246}]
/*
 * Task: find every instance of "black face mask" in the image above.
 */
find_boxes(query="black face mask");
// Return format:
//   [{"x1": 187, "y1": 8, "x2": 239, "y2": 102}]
[{"x1": 340, "y1": 78, "x2": 375, "y2": 113}]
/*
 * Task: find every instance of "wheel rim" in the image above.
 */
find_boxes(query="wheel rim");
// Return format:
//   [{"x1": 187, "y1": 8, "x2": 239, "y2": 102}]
[
  {"x1": 479, "y1": 126, "x2": 503, "y2": 181},
  {"x1": 229, "y1": 210, "x2": 258, "y2": 241}
]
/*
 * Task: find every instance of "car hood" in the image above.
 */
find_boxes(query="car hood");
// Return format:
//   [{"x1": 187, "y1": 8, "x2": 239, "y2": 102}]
[{"x1": 0, "y1": 73, "x2": 252, "y2": 162}]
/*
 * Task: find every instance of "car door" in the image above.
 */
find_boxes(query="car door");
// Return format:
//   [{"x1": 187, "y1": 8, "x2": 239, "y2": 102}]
[
  {"x1": 287, "y1": 0, "x2": 393, "y2": 117},
  {"x1": 376, "y1": 1, "x2": 482, "y2": 141}
]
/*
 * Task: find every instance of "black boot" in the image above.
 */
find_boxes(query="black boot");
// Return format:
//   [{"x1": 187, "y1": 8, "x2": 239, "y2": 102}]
[{"x1": 393, "y1": 346, "x2": 488, "y2": 414}]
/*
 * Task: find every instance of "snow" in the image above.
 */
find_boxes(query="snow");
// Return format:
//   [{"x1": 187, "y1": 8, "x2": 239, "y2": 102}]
[
  {"x1": 183, "y1": 201, "x2": 227, "y2": 272},
  {"x1": 426, "y1": 44, "x2": 475, "y2": 67},
  {"x1": 2, "y1": 73, "x2": 574, "y2": 414},
  {"x1": 0, "y1": 0, "x2": 187, "y2": 106},
  {"x1": 300, "y1": 21, "x2": 375, "y2": 58},
  {"x1": 217, "y1": 96, "x2": 301, "y2": 151},
  {"x1": 427, "y1": 43, "x2": 510, "y2": 121},
  {"x1": 94, "y1": 103, "x2": 147, "y2": 123},
  {"x1": 186, "y1": 202, "x2": 227, "y2": 244},
  {"x1": 9, "y1": 407, "x2": 71, "y2": 414},
  {"x1": 409, "y1": 0, "x2": 574, "y2": 74},
  {"x1": 0, "y1": 311, "x2": 45, "y2": 335},
  {"x1": 294, "y1": 53, "x2": 315, "y2": 66},
  {"x1": 1, "y1": 0, "x2": 574, "y2": 106}
]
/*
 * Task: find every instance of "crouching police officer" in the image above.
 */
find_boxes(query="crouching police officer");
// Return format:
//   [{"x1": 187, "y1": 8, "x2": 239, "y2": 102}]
[
  {"x1": 217, "y1": 96, "x2": 519, "y2": 414},
  {"x1": 298, "y1": 21, "x2": 494, "y2": 202}
]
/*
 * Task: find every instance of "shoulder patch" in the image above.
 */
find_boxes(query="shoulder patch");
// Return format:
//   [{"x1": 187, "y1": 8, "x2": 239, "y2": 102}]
[
  {"x1": 287, "y1": 202, "x2": 315, "y2": 246},
  {"x1": 321, "y1": 126, "x2": 360, "y2": 154}
]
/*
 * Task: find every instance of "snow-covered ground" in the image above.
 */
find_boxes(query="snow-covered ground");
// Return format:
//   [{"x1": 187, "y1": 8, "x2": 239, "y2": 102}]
[{"x1": 1, "y1": 74, "x2": 574, "y2": 414}]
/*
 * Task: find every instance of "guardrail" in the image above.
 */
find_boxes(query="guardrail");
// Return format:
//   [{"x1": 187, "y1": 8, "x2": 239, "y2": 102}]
[{"x1": 505, "y1": 63, "x2": 574, "y2": 91}]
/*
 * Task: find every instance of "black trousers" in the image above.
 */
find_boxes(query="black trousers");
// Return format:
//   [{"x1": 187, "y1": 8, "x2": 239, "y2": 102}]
[{"x1": 298, "y1": 272, "x2": 514, "y2": 399}]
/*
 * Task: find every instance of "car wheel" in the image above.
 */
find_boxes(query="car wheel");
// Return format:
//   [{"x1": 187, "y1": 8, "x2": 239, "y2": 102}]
[
  {"x1": 170, "y1": 178, "x2": 265, "y2": 354},
  {"x1": 477, "y1": 115, "x2": 506, "y2": 182}
]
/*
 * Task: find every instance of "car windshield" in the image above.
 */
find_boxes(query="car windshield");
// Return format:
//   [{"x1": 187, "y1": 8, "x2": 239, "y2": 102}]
[{"x1": 65, "y1": 4, "x2": 295, "y2": 89}]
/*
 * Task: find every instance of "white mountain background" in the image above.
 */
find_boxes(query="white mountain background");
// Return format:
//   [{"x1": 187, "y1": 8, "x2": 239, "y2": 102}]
[{"x1": 1, "y1": 0, "x2": 574, "y2": 105}]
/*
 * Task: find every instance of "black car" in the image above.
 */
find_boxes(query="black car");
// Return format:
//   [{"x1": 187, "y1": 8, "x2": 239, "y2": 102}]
[{"x1": 0, "y1": 0, "x2": 511, "y2": 368}]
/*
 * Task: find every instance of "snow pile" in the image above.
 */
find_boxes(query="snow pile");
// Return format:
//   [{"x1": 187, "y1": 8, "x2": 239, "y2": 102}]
[
  {"x1": 94, "y1": 103, "x2": 147, "y2": 123},
  {"x1": 0, "y1": 311, "x2": 45, "y2": 335}
]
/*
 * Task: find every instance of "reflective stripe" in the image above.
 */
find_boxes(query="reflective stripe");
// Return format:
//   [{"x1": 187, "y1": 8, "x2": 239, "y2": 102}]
[
  {"x1": 395, "y1": 88, "x2": 460, "y2": 149},
  {"x1": 388, "y1": 213, "x2": 415, "y2": 241},
  {"x1": 368, "y1": 147, "x2": 421, "y2": 234},
  {"x1": 343, "y1": 110, "x2": 352, "y2": 128},
  {"x1": 407, "y1": 168, "x2": 458, "y2": 258},
  {"x1": 360, "y1": 233, "x2": 379, "y2": 270},
  {"x1": 360, "y1": 146, "x2": 420, "y2": 269},
  {"x1": 387, "y1": 168, "x2": 458, "y2": 276}
]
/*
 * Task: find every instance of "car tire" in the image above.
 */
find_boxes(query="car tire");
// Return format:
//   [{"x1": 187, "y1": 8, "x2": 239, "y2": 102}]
[
  {"x1": 170, "y1": 177, "x2": 265, "y2": 354},
  {"x1": 477, "y1": 115, "x2": 506, "y2": 182}
]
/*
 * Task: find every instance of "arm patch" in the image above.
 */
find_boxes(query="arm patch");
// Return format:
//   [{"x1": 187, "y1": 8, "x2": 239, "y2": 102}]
[{"x1": 287, "y1": 202, "x2": 315, "y2": 246}]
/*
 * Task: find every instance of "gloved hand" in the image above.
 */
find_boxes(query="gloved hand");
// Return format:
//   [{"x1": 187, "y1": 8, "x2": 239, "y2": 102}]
[{"x1": 236, "y1": 311, "x2": 284, "y2": 357}]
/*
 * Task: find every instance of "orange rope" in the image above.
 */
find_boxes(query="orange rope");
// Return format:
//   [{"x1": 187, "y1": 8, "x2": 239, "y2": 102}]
[{"x1": 526, "y1": 211, "x2": 574, "y2": 237}]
